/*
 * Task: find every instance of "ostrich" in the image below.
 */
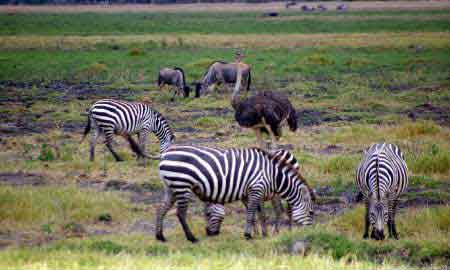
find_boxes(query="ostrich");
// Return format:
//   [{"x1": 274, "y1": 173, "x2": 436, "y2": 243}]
[{"x1": 231, "y1": 90, "x2": 298, "y2": 149}]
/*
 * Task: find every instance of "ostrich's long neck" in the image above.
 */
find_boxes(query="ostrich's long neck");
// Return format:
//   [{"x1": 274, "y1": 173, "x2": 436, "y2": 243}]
[{"x1": 231, "y1": 63, "x2": 244, "y2": 110}]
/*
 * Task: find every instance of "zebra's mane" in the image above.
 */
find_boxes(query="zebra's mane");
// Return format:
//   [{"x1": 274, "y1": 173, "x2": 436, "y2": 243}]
[{"x1": 269, "y1": 149, "x2": 316, "y2": 201}]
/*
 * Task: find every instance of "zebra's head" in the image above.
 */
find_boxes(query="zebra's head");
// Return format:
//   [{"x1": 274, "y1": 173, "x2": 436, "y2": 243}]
[
  {"x1": 291, "y1": 184, "x2": 315, "y2": 226},
  {"x1": 204, "y1": 204, "x2": 225, "y2": 236},
  {"x1": 368, "y1": 194, "x2": 389, "y2": 241}
]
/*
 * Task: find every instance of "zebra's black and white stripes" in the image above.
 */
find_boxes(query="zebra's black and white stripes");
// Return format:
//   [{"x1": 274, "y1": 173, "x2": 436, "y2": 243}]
[
  {"x1": 81, "y1": 99, "x2": 175, "y2": 162},
  {"x1": 356, "y1": 143, "x2": 408, "y2": 240},
  {"x1": 156, "y1": 145, "x2": 314, "y2": 242},
  {"x1": 204, "y1": 149, "x2": 302, "y2": 236}
]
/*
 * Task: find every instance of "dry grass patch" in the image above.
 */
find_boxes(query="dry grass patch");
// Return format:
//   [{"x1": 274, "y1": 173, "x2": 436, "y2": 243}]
[{"x1": 1, "y1": 32, "x2": 449, "y2": 50}]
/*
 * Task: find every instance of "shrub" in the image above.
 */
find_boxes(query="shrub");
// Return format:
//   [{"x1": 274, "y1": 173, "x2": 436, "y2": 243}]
[
  {"x1": 129, "y1": 47, "x2": 143, "y2": 56},
  {"x1": 38, "y1": 143, "x2": 55, "y2": 161}
]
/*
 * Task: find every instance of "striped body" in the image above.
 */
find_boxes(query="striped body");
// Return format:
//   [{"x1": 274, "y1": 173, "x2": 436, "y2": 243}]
[
  {"x1": 356, "y1": 143, "x2": 408, "y2": 240},
  {"x1": 205, "y1": 149, "x2": 301, "y2": 235},
  {"x1": 84, "y1": 99, "x2": 175, "y2": 162},
  {"x1": 156, "y1": 145, "x2": 314, "y2": 242}
]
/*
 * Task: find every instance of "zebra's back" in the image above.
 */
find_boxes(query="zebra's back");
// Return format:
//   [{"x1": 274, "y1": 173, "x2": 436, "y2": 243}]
[
  {"x1": 356, "y1": 143, "x2": 408, "y2": 199},
  {"x1": 159, "y1": 145, "x2": 267, "y2": 204},
  {"x1": 90, "y1": 99, "x2": 151, "y2": 134}
]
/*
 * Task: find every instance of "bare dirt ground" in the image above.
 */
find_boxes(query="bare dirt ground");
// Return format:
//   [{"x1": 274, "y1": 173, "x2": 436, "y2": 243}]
[{"x1": 1, "y1": 1, "x2": 450, "y2": 13}]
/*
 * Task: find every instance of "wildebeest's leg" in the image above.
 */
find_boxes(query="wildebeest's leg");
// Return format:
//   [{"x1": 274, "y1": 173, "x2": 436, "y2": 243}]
[
  {"x1": 388, "y1": 199, "x2": 399, "y2": 240},
  {"x1": 155, "y1": 188, "x2": 175, "y2": 242},
  {"x1": 272, "y1": 197, "x2": 284, "y2": 234},
  {"x1": 363, "y1": 200, "x2": 370, "y2": 239},
  {"x1": 176, "y1": 193, "x2": 198, "y2": 243},
  {"x1": 244, "y1": 190, "x2": 263, "y2": 240},
  {"x1": 170, "y1": 87, "x2": 178, "y2": 102},
  {"x1": 89, "y1": 121, "x2": 99, "y2": 162},
  {"x1": 104, "y1": 131, "x2": 123, "y2": 162}
]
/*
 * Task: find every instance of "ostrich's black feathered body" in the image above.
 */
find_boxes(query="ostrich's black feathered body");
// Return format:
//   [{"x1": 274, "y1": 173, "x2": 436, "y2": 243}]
[{"x1": 233, "y1": 91, "x2": 298, "y2": 136}]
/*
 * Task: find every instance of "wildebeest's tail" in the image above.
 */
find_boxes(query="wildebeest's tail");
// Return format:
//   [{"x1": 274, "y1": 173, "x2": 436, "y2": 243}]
[
  {"x1": 157, "y1": 73, "x2": 162, "y2": 87},
  {"x1": 247, "y1": 69, "x2": 251, "y2": 91}
]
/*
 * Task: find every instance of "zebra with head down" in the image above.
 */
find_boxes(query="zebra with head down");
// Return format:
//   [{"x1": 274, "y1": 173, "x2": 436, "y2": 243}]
[
  {"x1": 356, "y1": 143, "x2": 408, "y2": 241},
  {"x1": 204, "y1": 149, "x2": 311, "y2": 237},
  {"x1": 156, "y1": 145, "x2": 315, "y2": 242}
]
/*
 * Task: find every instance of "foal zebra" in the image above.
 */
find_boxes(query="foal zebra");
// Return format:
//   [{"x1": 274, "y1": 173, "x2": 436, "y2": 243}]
[
  {"x1": 356, "y1": 143, "x2": 408, "y2": 240},
  {"x1": 156, "y1": 145, "x2": 315, "y2": 242},
  {"x1": 204, "y1": 149, "x2": 303, "y2": 236},
  {"x1": 81, "y1": 99, "x2": 175, "y2": 162}
]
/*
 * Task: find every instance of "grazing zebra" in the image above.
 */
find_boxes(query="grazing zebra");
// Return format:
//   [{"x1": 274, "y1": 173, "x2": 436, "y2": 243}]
[
  {"x1": 356, "y1": 143, "x2": 408, "y2": 240},
  {"x1": 156, "y1": 145, "x2": 315, "y2": 242},
  {"x1": 81, "y1": 99, "x2": 175, "y2": 162},
  {"x1": 204, "y1": 149, "x2": 302, "y2": 236}
]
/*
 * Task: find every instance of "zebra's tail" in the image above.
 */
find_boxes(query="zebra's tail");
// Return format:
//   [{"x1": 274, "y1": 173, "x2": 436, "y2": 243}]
[
  {"x1": 247, "y1": 70, "x2": 251, "y2": 91},
  {"x1": 79, "y1": 113, "x2": 91, "y2": 144}
]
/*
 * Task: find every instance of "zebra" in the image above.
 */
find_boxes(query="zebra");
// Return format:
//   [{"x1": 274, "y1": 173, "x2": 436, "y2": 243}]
[
  {"x1": 204, "y1": 149, "x2": 303, "y2": 236},
  {"x1": 80, "y1": 99, "x2": 175, "y2": 163},
  {"x1": 356, "y1": 143, "x2": 408, "y2": 241},
  {"x1": 156, "y1": 145, "x2": 315, "y2": 242}
]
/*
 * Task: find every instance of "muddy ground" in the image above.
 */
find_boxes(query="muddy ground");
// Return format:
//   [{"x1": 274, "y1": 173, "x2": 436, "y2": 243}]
[{"x1": 1, "y1": 81, "x2": 449, "y2": 138}]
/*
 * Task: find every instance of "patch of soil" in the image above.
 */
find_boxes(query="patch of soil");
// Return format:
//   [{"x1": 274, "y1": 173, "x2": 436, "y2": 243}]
[
  {"x1": 0, "y1": 81, "x2": 145, "y2": 136},
  {"x1": 0, "y1": 172, "x2": 46, "y2": 186},
  {"x1": 407, "y1": 103, "x2": 450, "y2": 126},
  {"x1": 319, "y1": 144, "x2": 344, "y2": 155}
]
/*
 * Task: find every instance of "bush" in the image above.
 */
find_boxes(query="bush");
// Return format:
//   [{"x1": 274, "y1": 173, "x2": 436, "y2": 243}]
[
  {"x1": 38, "y1": 143, "x2": 55, "y2": 161},
  {"x1": 129, "y1": 47, "x2": 144, "y2": 56}
]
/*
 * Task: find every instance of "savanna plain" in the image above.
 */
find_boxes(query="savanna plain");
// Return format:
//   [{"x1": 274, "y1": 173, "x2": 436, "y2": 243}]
[{"x1": 0, "y1": 2, "x2": 449, "y2": 269}]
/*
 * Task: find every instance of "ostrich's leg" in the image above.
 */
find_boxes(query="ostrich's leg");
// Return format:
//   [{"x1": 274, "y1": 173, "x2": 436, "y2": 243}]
[
  {"x1": 262, "y1": 118, "x2": 278, "y2": 149},
  {"x1": 254, "y1": 128, "x2": 264, "y2": 149}
]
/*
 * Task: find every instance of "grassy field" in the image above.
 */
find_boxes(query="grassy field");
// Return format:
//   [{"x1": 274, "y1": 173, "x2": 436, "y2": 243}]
[{"x1": 0, "y1": 4, "x2": 449, "y2": 270}]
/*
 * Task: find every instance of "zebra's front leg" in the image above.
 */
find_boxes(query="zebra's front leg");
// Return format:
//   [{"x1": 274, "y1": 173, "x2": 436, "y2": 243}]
[
  {"x1": 388, "y1": 200, "x2": 399, "y2": 240},
  {"x1": 104, "y1": 132, "x2": 123, "y2": 162},
  {"x1": 244, "y1": 193, "x2": 263, "y2": 240},
  {"x1": 242, "y1": 198, "x2": 260, "y2": 236},
  {"x1": 155, "y1": 188, "x2": 175, "y2": 242},
  {"x1": 363, "y1": 201, "x2": 370, "y2": 239},
  {"x1": 272, "y1": 197, "x2": 284, "y2": 234},
  {"x1": 176, "y1": 194, "x2": 198, "y2": 243},
  {"x1": 137, "y1": 132, "x2": 149, "y2": 166}
]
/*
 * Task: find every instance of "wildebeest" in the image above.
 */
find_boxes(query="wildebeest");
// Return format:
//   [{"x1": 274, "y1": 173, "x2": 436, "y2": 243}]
[
  {"x1": 158, "y1": 67, "x2": 193, "y2": 101},
  {"x1": 285, "y1": 1, "x2": 297, "y2": 9},
  {"x1": 317, "y1": 4, "x2": 327, "y2": 11},
  {"x1": 337, "y1": 3, "x2": 348, "y2": 11},
  {"x1": 195, "y1": 61, "x2": 251, "y2": 97},
  {"x1": 301, "y1": 5, "x2": 315, "y2": 12}
]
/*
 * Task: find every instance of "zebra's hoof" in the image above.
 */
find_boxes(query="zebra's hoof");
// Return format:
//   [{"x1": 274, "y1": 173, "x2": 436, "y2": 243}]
[
  {"x1": 156, "y1": 234, "x2": 166, "y2": 242},
  {"x1": 188, "y1": 237, "x2": 199, "y2": 243},
  {"x1": 244, "y1": 233, "x2": 252, "y2": 240}
]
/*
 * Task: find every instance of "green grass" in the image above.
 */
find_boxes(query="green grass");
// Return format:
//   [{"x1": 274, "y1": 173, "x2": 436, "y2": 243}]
[{"x1": 1, "y1": 10, "x2": 450, "y2": 35}]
